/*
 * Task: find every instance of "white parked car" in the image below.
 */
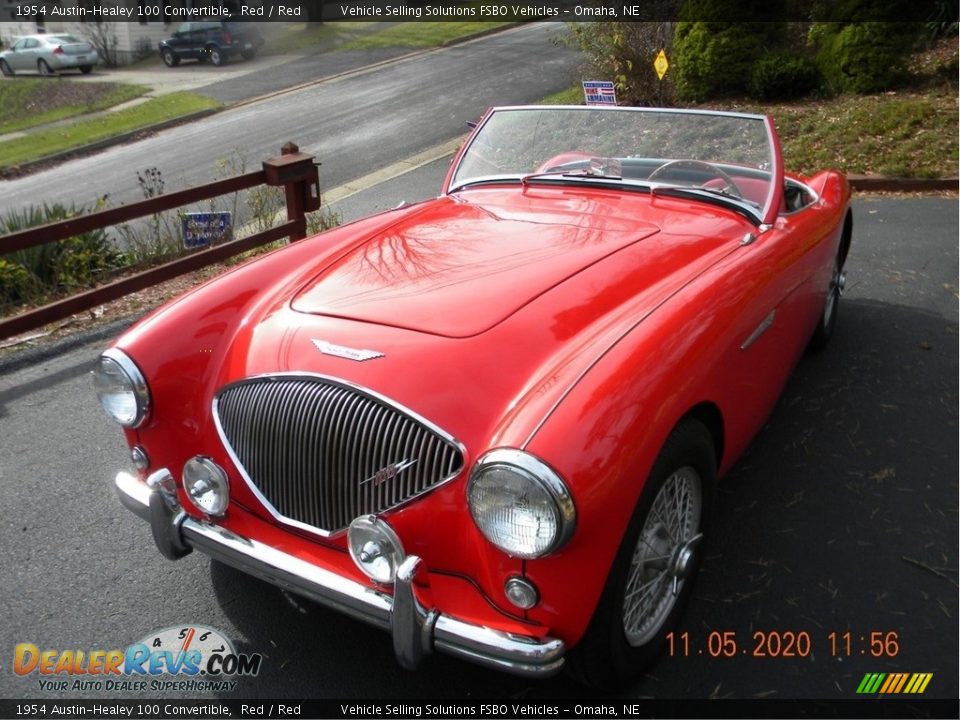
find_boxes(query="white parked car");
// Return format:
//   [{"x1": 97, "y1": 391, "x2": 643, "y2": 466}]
[{"x1": 0, "y1": 34, "x2": 100, "y2": 76}]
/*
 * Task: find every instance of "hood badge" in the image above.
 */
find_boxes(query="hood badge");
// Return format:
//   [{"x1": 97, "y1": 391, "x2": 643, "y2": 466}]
[
  {"x1": 360, "y1": 459, "x2": 418, "y2": 487},
  {"x1": 312, "y1": 339, "x2": 384, "y2": 362}
]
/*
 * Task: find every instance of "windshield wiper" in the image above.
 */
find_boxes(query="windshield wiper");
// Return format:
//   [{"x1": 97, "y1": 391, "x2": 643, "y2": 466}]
[
  {"x1": 520, "y1": 168, "x2": 624, "y2": 185},
  {"x1": 520, "y1": 157, "x2": 625, "y2": 186}
]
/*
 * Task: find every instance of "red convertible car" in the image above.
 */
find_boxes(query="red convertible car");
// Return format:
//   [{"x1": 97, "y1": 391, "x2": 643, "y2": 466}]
[{"x1": 95, "y1": 106, "x2": 852, "y2": 687}]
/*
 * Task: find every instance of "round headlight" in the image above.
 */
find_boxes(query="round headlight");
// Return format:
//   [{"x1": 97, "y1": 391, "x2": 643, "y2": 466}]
[
  {"x1": 183, "y1": 456, "x2": 229, "y2": 516},
  {"x1": 467, "y1": 449, "x2": 575, "y2": 559},
  {"x1": 92, "y1": 348, "x2": 150, "y2": 428},
  {"x1": 347, "y1": 515, "x2": 406, "y2": 584}
]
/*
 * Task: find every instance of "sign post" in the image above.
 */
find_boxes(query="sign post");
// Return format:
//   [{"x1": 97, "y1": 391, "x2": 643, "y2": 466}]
[{"x1": 654, "y1": 49, "x2": 669, "y2": 106}]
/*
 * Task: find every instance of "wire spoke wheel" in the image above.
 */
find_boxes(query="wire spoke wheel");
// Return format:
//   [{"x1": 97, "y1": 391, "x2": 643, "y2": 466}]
[
  {"x1": 622, "y1": 466, "x2": 703, "y2": 646},
  {"x1": 566, "y1": 419, "x2": 713, "y2": 689},
  {"x1": 823, "y1": 259, "x2": 845, "y2": 331}
]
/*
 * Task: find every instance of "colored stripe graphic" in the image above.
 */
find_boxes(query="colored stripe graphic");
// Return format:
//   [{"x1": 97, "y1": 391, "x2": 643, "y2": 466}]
[
  {"x1": 857, "y1": 673, "x2": 883, "y2": 693},
  {"x1": 857, "y1": 672, "x2": 932, "y2": 694},
  {"x1": 891, "y1": 673, "x2": 909, "y2": 693}
]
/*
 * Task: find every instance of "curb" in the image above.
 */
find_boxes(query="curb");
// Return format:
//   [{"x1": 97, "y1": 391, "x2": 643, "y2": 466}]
[{"x1": 440, "y1": 22, "x2": 523, "y2": 46}]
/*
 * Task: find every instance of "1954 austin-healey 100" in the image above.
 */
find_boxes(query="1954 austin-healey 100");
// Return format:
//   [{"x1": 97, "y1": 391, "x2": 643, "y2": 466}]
[{"x1": 95, "y1": 106, "x2": 852, "y2": 687}]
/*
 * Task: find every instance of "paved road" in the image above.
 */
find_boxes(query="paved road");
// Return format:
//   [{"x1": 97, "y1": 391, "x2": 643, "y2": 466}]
[
  {"x1": 0, "y1": 23, "x2": 577, "y2": 215},
  {"x1": 72, "y1": 24, "x2": 416, "y2": 102},
  {"x1": 0, "y1": 192, "x2": 956, "y2": 702}
]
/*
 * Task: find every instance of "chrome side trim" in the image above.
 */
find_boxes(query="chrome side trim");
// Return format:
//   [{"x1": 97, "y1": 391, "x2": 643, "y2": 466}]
[
  {"x1": 114, "y1": 471, "x2": 565, "y2": 678},
  {"x1": 740, "y1": 310, "x2": 776, "y2": 350}
]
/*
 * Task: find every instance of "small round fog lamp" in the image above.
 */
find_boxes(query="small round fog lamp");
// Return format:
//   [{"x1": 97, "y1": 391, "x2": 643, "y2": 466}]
[
  {"x1": 183, "y1": 456, "x2": 229, "y2": 516},
  {"x1": 504, "y1": 576, "x2": 539, "y2": 610},
  {"x1": 348, "y1": 515, "x2": 405, "y2": 584},
  {"x1": 131, "y1": 445, "x2": 150, "y2": 471}
]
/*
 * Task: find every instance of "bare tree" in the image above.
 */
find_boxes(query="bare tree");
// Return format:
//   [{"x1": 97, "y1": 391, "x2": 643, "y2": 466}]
[{"x1": 80, "y1": 20, "x2": 119, "y2": 67}]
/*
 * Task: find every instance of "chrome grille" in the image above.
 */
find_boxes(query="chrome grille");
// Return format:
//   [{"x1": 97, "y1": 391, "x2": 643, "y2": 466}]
[{"x1": 214, "y1": 376, "x2": 464, "y2": 534}]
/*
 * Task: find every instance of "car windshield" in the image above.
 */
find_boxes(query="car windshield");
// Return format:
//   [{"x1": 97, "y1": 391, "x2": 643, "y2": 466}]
[{"x1": 449, "y1": 106, "x2": 780, "y2": 225}]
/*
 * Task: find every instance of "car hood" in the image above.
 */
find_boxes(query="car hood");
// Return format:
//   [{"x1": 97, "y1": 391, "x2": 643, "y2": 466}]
[
  {"x1": 291, "y1": 192, "x2": 660, "y2": 338},
  {"x1": 123, "y1": 185, "x2": 747, "y2": 451}
]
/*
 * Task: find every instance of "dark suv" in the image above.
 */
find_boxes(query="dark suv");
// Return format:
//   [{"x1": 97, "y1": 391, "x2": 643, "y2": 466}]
[{"x1": 159, "y1": 20, "x2": 264, "y2": 67}]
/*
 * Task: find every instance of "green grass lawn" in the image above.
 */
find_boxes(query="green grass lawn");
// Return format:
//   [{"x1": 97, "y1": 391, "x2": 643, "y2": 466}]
[
  {"x1": 0, "y1": 79, "x2": 148, "y2": 135},
  {"x1": 757, "y1": 93, "x2": 957, "y2": 179},
  {"x1": 262, "y1": 20, "x2": 511, "y2": 54},
  {"x1": 0, "y1": 92, "x2": 220, "y2": 168},
  {"x1": 260, "y1": 21, "x2": 375, "y2": 54},
  {"x1": 338, "y1": 21, "x2": 512, "y2": 50}
]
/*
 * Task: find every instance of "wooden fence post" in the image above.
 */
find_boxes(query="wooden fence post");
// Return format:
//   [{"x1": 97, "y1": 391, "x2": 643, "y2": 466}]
[{"x1": 262, "y1": 142, "x2": 321, "y2": 241}]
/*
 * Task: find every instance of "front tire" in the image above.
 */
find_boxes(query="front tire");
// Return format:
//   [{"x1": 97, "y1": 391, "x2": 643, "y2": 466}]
[
  {"x1": 161, "y1": 48, "x2": 179, "y2": 67},
  {"x1": 810, "y1": 214, "x2": 852, "y2": 352},
  {"x1": 0, "y1": 59, "x2": 13, "y2": 77},
  {"x1": 567, "y1": 418, "x2": 715, "y2": 689}
]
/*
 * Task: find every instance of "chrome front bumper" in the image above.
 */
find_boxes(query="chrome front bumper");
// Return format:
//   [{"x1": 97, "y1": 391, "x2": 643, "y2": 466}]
[{"x1": 114, "y1": 469, "x2": 565, "y2": 678}]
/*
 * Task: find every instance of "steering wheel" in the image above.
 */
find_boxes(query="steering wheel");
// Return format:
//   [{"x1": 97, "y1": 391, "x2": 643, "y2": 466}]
[{"x1": 648, "y1": 160, "x2": 743, "y2": 199}]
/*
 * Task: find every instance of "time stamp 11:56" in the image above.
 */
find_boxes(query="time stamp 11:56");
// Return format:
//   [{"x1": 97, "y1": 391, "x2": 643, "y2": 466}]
[{"x1": 666, "y1": 630, "x2": 901, "y2": 658}]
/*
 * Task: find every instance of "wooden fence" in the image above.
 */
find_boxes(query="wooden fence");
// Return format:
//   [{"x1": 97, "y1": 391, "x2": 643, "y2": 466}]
[{"x1": 0, "y1": 142, "x2": 320, "y2": 341}]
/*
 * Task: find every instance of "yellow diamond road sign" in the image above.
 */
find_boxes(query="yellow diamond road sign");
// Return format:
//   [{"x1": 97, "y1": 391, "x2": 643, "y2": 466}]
[{"x1": 654, "y1": 49, "x2": 669, "y2": 80}]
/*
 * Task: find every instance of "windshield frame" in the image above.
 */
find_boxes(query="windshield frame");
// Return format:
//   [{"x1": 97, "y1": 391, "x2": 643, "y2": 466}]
[{"x1": 443, "y1": 106, "x2": 784, "y2": 227}]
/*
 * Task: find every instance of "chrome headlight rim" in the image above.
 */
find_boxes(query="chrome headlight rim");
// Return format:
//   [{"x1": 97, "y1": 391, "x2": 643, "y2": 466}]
[
  {"x1": 94, "y1": 348, "x2": 150, "y2": 428},
  {"x1": 468, "y1": 448, "x2": 576, "y2": 559}
]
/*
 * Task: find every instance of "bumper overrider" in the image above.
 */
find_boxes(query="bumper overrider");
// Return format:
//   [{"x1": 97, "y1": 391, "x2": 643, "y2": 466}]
[{"x1": 114, "y1": 469, "x2": 565, "y2": 678}]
